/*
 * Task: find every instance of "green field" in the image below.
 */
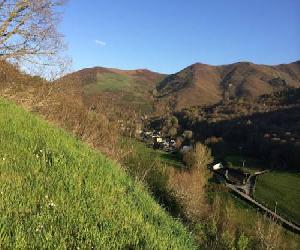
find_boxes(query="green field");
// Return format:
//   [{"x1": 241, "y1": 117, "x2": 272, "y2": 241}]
[
  {"x1": 0, "y1": 98, "x2": 196, "y2": 249},
  {"x1": 121, "y1": 93, "x2": 153, "y2": 113},
  {"x1": 84, "y1": 72, "x2": 132, "y2": 93},
  {"x1": 84, "y1": 72, "x2": 153, "y2": 113},
  {"x1": 254, "y1": 171, "x2": 300, "y2": 225},
  {"x1": 225, "y1": 155, "x2": 300, "y2": 226}
]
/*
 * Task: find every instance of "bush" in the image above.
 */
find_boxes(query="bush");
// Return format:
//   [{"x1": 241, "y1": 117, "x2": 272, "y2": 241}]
[
  {"x1": 168, "y1": 127, "x2": 177, "y2": 137},
  {"x1": 183, "y1": 130, "x2": 193, "y2": 140},
  {"x1": 255, "y1": 215, "x2": 283, "y2": 250},
  {"x1": 168, "y1": 168, "x2": 209, "y2": 221},
  {"x1": 183, "y1": 143, "x2": 213, "y2": 170},
  {"x1": 170, "y1": 116, "x2": 179, "y2": 127},
  {"x1": 236, "y1": 233, "x2": 249, "y2": 250}
]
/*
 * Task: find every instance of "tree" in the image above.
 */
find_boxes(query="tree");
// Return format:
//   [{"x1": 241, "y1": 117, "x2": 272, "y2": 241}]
[
  {"x1": 0, "y1": 0, "x2": 69, "y2": 79},
  {"x1": 170, "y1": 116, "x2": 178, "y2": 127},
  {"x1": 168, "y1": 127, "x2": 177, "y2": 137},
  {"x1": 183, "y1": 130, "x2": 193, "y2": 140},
  {"x1": 183, "y1": 143, "x2": 213, "y2": 170}
]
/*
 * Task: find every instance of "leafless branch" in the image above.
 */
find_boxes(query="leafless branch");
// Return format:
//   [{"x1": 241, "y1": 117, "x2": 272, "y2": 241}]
[{"x1": 0, "y1": 0, "x2": 70, "y2": 79}]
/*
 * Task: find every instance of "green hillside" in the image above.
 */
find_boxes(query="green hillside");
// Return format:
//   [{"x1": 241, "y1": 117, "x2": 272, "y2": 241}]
[
  {"x1": 0, "y1": 98, "x2": 196, "y2": 249},
  {"x1": 84, "y1": 72, "x2": 132, "y2": 93}
]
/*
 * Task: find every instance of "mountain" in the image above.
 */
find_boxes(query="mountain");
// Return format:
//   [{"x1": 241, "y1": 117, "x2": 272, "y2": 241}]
[
  {"x1": 60, "y1": 66, "x2": 166, "y2": 115},
  {"x1": 155, "y1": 61, "x2": 300, "y2": 111},
  {"x1": 2, "y1": 60, "x2": 300, "y2": 116}
]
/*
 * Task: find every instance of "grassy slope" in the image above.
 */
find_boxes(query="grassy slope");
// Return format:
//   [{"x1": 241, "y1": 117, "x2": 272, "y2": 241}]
[
  {"x1": 121, "y1": 139, "x2": 184, "y2": 168},
  {"x1": 85, "y1": 72, "x2": 132, "y2": 93},
  {"x1": 254, "y1": 171, "x2": 300, "y2": 225},
  {"x1": 84, "y1": 72, "x2": 154, "y2": 113},
  {"x1": 123, "y1": 140, "x2": 300, "y2": 247},
  {"x1": 0, "y1": 99, "x2": 196, "y2": 249}
]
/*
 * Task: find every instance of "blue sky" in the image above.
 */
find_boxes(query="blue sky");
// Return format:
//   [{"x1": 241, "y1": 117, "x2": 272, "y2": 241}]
[{"x1": 60, "y1": 0, "x2": 300, "y2": 74}]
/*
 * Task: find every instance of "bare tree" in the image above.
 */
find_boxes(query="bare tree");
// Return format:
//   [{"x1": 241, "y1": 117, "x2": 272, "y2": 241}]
[
  {"x1": 183, "y1": 143, "x2": 213, "y2": 170},
  {"x1": 0, "y1": 0, "x2": 70, "y2": 79}
]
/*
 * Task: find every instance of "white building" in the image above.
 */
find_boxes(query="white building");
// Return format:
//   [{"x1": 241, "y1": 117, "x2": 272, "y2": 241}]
[{"x1": 212, "y1": 163, "x2": 224, "y2": 170}]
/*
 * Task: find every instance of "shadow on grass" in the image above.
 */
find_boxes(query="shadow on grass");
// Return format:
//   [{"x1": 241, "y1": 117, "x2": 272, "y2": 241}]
[{"x1": 158, "y1": 151, "x2": 185, "y2": 169}]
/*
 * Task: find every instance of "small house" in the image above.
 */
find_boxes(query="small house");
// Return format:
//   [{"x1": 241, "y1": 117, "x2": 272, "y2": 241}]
[{"x1": 212, "y1": 163, "x2": 224, "y2": 170}]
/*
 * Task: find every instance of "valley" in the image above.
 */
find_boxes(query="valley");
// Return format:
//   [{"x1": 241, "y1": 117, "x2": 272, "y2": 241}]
[
  {"x1": 1, "y1": 60, "x2": 300, "y2": 249},
  {"x1": 1, "y1": 1, "x2": 299, "y2": 248}
]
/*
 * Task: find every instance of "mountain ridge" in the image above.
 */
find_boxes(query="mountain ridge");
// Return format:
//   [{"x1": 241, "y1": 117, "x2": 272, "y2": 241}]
[
  {"x1": 155, "y1": 60, "x2": 300, "y2": 111},
  {"x1": 2, "y1": 59, "x2": 300, "y2": 114}
]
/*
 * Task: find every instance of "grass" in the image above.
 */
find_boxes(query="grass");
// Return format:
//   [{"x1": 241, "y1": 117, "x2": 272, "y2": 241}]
[
  {"x1": 84, "y1": 72, "x2": 153, "y2": 113},
  {"x1": 254, "y1": 171, "x2": 300, "y2": 225},
  {"x1": 84, "y1": 72, "x2": 132, "y2": 93},
  {"x1": 223, "y1": 154, "x2": 300, "y2": 233},
  {"x1": 119, "y1": 138, "x2": 187, "y2": 217},
  {"x1": 121, "y1": 94, "x2": 154, "y2": 113},
  {"x1": 121, "y1": 138, "x2": 184, "y2": 169},
  {"x1": 0, "y1": 98, "x2": 196, "y2": 249},
  {"x1": 157, "y1": 151, "x2": 185, "y2": 169},
  {"x1": 225, "y1": 155, "x2": 264, "y2": 174},
  {"x1": 207, "y1": 175, "x2": 261, "y2": 230},
  {"x1": 207, "y1": 178, "x2": 300, "y2": 248}
]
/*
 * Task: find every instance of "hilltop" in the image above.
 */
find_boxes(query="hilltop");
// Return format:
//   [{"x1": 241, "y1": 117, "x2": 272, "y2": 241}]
[
  {"x1": 155, "y1": 61, "x2": 300, "y2": 111},
  {"x1": 60, "y1": 66, "x2": 166, "y2": 115},
  {"x1": 2, "y1": 57, "x2": 300, "y2": 117}
]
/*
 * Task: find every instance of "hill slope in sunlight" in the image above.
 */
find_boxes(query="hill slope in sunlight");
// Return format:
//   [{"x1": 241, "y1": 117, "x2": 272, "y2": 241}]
[
  {"x1": 0, "y1": 98, "x2": 196, "y2": 249},
  {"x1": 61, "y1": 66, "x2": 166, "y2": 114},
  {"x1": 155, "y1": 61, "x2": 300, "y2": 111}
]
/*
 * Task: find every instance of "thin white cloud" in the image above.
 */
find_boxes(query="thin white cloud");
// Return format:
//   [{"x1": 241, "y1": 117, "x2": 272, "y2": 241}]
[{"x1": 94, "y1": 40, "x2": 106, "y2": 46}]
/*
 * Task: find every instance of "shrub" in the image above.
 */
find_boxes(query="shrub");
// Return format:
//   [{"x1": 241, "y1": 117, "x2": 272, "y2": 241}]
[
  {"x1": 183, "y1": 143, "x2": 213, "y2": 170},
  {"x1": 183, "y1": 130, "x2": 193, "y2": 140},
  {"x1": 168, "y1": 168, "x2": 209, "y2": 221},
  {"x1": 168, "y1": 127, "x2": 177, "y2": 137},
  {"x1": 255, "y1": 215, "x2": 283, "y2": 250},
  {"x1": 236, "y1": 233, "x2": 249, "y2": 250},
  {"x1": 170, "y1": 116, "x2": 179, "y2": 127}
]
